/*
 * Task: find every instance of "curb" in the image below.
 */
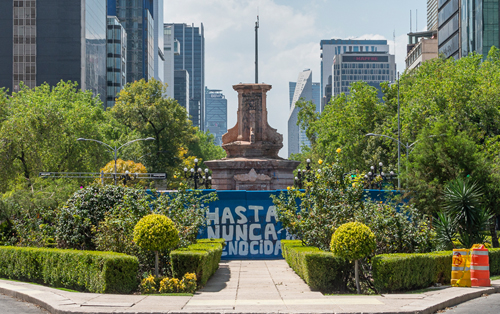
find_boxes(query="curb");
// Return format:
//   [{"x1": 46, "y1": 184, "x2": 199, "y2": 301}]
[
  {"x1": 419, "y1": 285, "x2": 500, "y2": 314},
  {"x1": 0, "y1": 284, "x2": 61, "y2": 314},
  {"x1": 0, "y1": 281, "x2": 498, "y2": 314}
]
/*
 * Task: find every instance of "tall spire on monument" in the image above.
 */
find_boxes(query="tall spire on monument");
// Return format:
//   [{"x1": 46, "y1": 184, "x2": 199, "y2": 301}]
[{"x1": 255, "y1": 15, "x2": 259, "y2": 84}]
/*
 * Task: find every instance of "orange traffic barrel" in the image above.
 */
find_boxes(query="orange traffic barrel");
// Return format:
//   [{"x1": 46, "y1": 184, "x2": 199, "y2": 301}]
[
  {"x1": 451, "y1": 249, "x2": 471, "y2": 287},
  {"x1": 470, "y1": 247, "x2": 490, "y2": 287}
]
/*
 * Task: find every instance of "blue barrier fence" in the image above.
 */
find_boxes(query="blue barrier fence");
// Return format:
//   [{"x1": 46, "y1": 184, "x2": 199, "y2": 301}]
[{"x1": 194, "y1": 189, "x2": 404, "y2": 260}]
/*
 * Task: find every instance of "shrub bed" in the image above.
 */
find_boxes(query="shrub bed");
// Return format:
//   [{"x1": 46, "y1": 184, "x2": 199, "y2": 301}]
[
  {"x1": 170, "y1": 238, "x2": 225, "y2": 287},
  {"x1": 489, "y1": 248, "x2": 500, "y2": 275},
  {"x1": 372, "y1": 251, "x2": 453, "y2": 292},
  {"x1": 373, "y1": 248, "x2": 500, "y2": 293},
  {"x1": 281, "y1": 240, "x2": 347, "y2": 292},
  {"x1": 0, "y1": 246, "x2": 138, "y2": 293}
]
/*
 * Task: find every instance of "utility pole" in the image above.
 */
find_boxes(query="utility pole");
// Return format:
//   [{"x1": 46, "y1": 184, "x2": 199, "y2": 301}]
[
  {"x1": 255, "y1": 16, "x2": 259, "y2": 84},
  {"x1": 397, "y1": 72, "x2": 401, "y2": 189}
]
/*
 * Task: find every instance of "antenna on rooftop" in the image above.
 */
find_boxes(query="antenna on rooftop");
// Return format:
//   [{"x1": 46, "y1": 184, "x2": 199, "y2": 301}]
[{"x1": 410, "y1": 10, "x2": 412, "y2": 33}]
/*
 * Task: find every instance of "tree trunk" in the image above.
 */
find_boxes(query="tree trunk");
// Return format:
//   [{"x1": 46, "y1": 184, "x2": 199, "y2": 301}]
[
  {"x1": 155, "y1": 251, "x2": 159, "y2": 278},
  {"x1": 490, "y1": 216, "x2": 499, "y2": 248},
  {"x1": 355, "y1": 259, "x2": 360, "y2": 294}
]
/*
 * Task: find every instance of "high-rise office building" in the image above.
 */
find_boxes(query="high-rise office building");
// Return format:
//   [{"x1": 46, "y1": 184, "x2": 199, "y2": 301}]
[
  {"x1": 106, "y1": 16, "x2": 127, "y2": 109},
  {"x1": 332, "y1": 52, "x2": 396, "y2": 98},
  {"x1": 165, "y1": 23, "x2": 205, "y2": 130},
  {"x1": 0, "y1": 0, "x2": 107, "y2": 103},
  {"x1": 109, "y1": 0, "x2": 164, "y2": 83},
  {"x1": 461, "y1": 0, "x2": 500, "y2": 58},
  {"x1": 205, "y1": 88, "x2": 227, "y2": 146},
  {"x1": 438, "y1": 0, "x2": 461, "y2": 59},
  {"x1": 320, "y1": 39, "x2": 389, "y2": 108},
  {"x1": 438, "y1": 0, "x2": 500, "y2": 60},
  {"x1": 428, "y1": 0, "x2": 439, "y2": 31},
  {"x1": 406, "y1": 0, "x2": 439, "y2": 70},
  {"x1": 288, "y1": 69, "x2": 320, "y2": 157},
  {"x1": 174, "y1": 70, "x2": 189, "y2": 110},
  {"x1": 163, "y1": 24, "x2": 180, "y2": 98}
]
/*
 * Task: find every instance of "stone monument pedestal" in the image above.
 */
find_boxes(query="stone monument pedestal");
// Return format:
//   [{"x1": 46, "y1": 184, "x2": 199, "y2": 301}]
[
  {"x1": 205, "y1": 83, "x2": 299, "y2": 191},
  {"x1": 206, "y1": 158, "x2": 298, "y2": 190}
]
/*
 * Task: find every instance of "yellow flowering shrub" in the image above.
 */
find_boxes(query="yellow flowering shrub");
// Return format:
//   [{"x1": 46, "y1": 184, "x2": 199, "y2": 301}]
[
  {"x1": 140, "y1": 274, "x2": 157, "y2": 294},
  {"x1": 182, "y1": 273, "x2": 197, "y2": 293}
]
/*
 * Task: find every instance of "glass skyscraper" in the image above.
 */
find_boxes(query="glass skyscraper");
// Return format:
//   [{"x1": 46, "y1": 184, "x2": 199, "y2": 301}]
[
  {"x1": 106, "y1": 16, "x2": 127, "y2": 109},
  {"x1": 438, "y1": 0, "x2": 500, "y2": 60},
  {"x1": 0, "y1": 0, "x2": 107, "y2": 103},
  {"x1": 438, "y1": 0, "x2": 460, "y2": 59},
  {"x1": 288, "y1": 69, "x2": 320, "y2": 157},
  {"x1": 461, "y1": 0, "x2": 500, "y2": 58},
  {"x1": 109, "y1": 0, "x2": 164, "y2": 83},
  {"x1": 205, "y1": 88, "x2": 227, "y2": 146},
  {"x1": 165, "y1": 23, "x2": 205, "y2": 130},
  {"x1": 174, "y1": 69, "x2": 189, "y2": 110}
]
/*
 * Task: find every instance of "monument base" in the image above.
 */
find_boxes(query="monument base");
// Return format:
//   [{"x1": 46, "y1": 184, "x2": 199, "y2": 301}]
[{"x1": 205, "y1": 158, "x2": 300, "y2": 191}]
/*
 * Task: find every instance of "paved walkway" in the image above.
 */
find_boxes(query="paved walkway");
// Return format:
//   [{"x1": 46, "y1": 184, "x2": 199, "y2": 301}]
[{"x1": 0, "y1": 260, "x2": 499, "y2": 313}]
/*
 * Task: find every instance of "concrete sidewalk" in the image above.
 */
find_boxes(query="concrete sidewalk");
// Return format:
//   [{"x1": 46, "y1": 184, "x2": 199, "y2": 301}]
[{"x1": 0, "y1": 260, "x2": 499, "y2": 314}]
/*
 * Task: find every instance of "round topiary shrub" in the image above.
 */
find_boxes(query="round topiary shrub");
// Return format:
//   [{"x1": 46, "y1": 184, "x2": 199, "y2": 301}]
[
  {"x1": 330, "y1": 221, "x2": 376, "y2": 294},
  {"x1": 133, "y1": 214, "x2": 179, "y2": 252},
  {"x1": 330, "y1": 221, "x2": 376, "y2": 261}
]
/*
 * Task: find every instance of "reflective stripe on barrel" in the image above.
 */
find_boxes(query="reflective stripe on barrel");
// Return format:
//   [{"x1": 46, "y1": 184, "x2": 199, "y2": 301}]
[
  {"x1": 452, "y1": 267, "x2": 470, "y2": 271},
  {"x1": 471, "y1": 250, "x2": 488, "y2": 255},
  {"x1": 470, "y1": 265, "x2": 489, "y2": 271}
]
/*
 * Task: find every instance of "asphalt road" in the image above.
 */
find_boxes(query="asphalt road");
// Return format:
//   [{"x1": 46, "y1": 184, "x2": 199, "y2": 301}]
[
  {"x1": 438, "y1": 292, "x2": 500, "y2": 313},
  {"x1": 0, "y1": 293, "x2": 49, "y2": 314}
]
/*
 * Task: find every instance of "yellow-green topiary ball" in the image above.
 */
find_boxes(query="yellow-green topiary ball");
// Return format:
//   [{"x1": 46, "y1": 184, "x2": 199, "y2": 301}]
[
  {"x1": 330, "y1": 222, "x2": 376, "y2": 261},
  {"x1": 133, "y1": 214, "x2": 179, "y2": 251}
]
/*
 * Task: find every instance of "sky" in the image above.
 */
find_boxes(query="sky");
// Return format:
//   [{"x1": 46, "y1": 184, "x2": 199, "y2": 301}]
[{"x1": 164, "y1": 0, "x2": 428, "y2": 158}]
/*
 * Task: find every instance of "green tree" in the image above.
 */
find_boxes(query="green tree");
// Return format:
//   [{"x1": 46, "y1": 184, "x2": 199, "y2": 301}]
[
  {"x1": 0, "y1": 81, "x2": 108, "y2": 192},
  {"x1": 110, "y1": 79, "x2": 195, "y2": 176},
  {"x1": 306, "y1": 82, "x2": 391, "y2": 171},
  {"x1": 300, "y1": 48, "x2": 500, "y2": 246},
  {"x1": 187, "y1": 130, "x2": 226, "y2": 166}
]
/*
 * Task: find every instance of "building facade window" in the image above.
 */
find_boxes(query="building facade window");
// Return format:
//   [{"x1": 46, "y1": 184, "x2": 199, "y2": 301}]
[{"x1": 13, "y1": 0, "x2": 36, "y2": 92}]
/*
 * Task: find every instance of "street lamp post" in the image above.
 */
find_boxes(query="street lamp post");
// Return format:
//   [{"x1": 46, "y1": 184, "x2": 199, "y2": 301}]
[
  {"x1": 294, "y1": 159, "x2": 311, "y2": 189},
  {"x1": 365, "y1": 133, "x2": 443, "y2": 189},
  {"x1": 364, "y1": 162, "x2": 396, "y2": 190},
  {"x1": 77, "y1": 137, "x2": 155, "y2": 185},
  {"x1": 365, "y1": 133, "x2": 413, "y2": 189},
  {"x1": 184, "y1": 158, "x2": 211, "y2": 189}
]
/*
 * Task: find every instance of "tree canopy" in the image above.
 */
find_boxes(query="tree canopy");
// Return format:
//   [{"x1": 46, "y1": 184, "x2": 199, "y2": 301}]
[{"x1": 297, "y1": 48, "x2": 500, "y2": 245}]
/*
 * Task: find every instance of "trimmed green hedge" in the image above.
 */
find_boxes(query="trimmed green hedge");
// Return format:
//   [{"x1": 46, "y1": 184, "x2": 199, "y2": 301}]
[
  {"x1": 0, "y1": 246, "x2": 138, "y2": 293},
  {"x1": 489, "y1": 248, "x2": 500, "y2": 275},
  {"x1": 373, "y1": 248, "x2": 500, "y2": 293},
  {"x1": 372, "y1": 251, "x2": 452, "y2": 293},
  {"x1": 170, "y1": 238, "x2": 225, "y2": 287},
  {"x1": 281, "y1": 240, "x2": 347, "y2": 292}
]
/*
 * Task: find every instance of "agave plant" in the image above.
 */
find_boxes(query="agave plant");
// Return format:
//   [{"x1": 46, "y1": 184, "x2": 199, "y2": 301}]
[{"x1": 436, "y1": 177, "x2": 494, "y2": 248}]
